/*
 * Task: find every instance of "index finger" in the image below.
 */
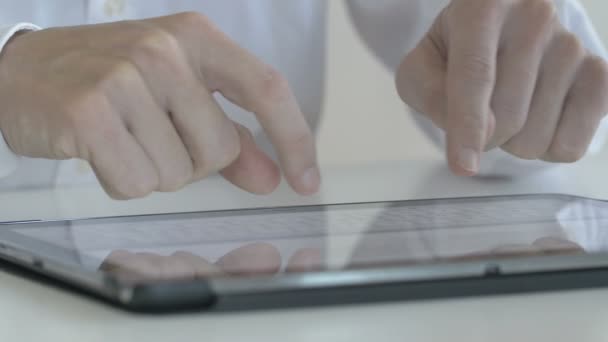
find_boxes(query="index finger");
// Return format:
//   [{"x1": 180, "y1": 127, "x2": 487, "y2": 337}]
[
  {"x1": 213, "y1": 60, "x2": 319, "y2": 195},
  {"x1": 165, "y1": 13, "x2": 320, "y2": 195},
  {"x1": 446, "y1": 3, "x2": 504, "y2": 175}
]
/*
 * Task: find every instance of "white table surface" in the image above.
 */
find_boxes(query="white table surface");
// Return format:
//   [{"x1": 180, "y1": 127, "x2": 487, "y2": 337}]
[{"x1": 2, "y1": 154, "x2": 608, "y2": 342}]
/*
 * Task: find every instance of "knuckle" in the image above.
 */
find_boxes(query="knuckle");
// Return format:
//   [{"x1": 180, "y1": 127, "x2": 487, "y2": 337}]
[
  {"x1": 215, "y1": 133, "x2": 242, "y2": 168},
  {"x1": 87, "y1": 112, "x2": 121, "y2": 142},
  {"x1": 554, "y1": 31, "x2": 585, "y2": 60},
  {"x1": 502, "y1": 141, "x2": 544, "y2": 160},
  {"x1": 468, "y1": 0, "x2": 503, "y2": 22},
  {"x1": 585, "y1": 55, "x2": 608, "y2": 74},
  {"x1": 525, "y1": 0, "x2": 557, "y2": 24},
  {"x1": 62, "y1": 93, "x2": 110, "y2": 137},
  {"x1": 492, "y1": 102, "x2": 528, "y2": 135},
  {"x1": 107, "y1": 189, "x2": 132, "y2": 201},
  {"x1": 547, "y1": 142, "x2": 586, "y2": 163},
  {"x1": 120, "y1": 175, "x2": 158, "y2": 200},
  {"x1": 100, "y1": 165, "x2": 158, "y2": 200},
  {"x1": 456, "y1": 111, "x2": 485, "y2": 135},
  {"x1": 165, "y1": 12, "x2": 224, "y2": 49},
  {"x1": 582, "y1": 55, "x2": 608, "y2": 89},
  {"x1": 191, "y1": 161, "x2": 211, "y2": 181},
  {"x1": 50, "y1": 134, "x2": 78, "y2": 159},
  {"x1": 173, "y1": 11, "x2": 213, "y2": 32},
  {"x1": 283, "y1": 129, "x2": 315, "y2": 156},
  {"x1": 158, "y1": 164, "x2": 194, "y2": 193},
  {"x1": 63, "y1": 99, "x2": 125, "y2": 161},
  {"x1": 517, "y1": 0, "x2": 556, "y2": 45},
  {"x1": 452, "y1": 0, "x2": 504, "y2": 28},
  {"x1": 193, "y1": 131, "x2": 241, "y2": 180},
  {"x1": 250, "y1": 66, "x2": 291, "y2": 111},
  {"x1": 97, "y1": 59, "x2": 142, "y2": 92},
  {"x1": 130, "y1": 27, "x2": 182, "y2": 65},
  {"x1": 458, "y1": 53, "x2": 494, "y2": 87}
]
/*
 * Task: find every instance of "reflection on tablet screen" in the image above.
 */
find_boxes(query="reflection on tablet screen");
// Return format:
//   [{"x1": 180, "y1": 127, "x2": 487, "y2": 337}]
[{"x1": 4, "y1": 195, "x2": 607, "y2": 281}]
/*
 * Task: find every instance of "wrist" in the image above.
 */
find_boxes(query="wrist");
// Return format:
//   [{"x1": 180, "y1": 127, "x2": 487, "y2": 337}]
[{"x1": 0, "y1": 23, "x2": 41, "y2": 178}]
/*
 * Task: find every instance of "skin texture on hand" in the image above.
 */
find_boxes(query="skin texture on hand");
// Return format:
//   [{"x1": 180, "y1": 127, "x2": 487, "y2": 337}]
[
  {"x1": 396, "y1": 0, "x2": 608, "y2": 176},
  {"x1": 0, "y1": 12, "x2": 320, "y2": 199}
]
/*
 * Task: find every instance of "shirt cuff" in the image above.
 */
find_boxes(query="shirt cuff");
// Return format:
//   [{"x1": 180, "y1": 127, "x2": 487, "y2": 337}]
[{"x1": 0, "y1": 23, "x2": 41, "y2": 178}]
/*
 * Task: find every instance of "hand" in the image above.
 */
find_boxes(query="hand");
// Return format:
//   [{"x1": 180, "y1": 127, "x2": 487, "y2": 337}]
[
  {"x1": 0, "y1": 12, "x2": 320, "y2": 199},
  {"x1": 396, "y1": 0, "x2": 608, "y2": 175},
  {"x1": 100, "y1": 243, "x2": 323, "y2": 280}
]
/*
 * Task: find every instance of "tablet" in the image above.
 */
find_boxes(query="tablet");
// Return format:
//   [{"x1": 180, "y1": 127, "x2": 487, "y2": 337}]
[{"x1": 1, "y1": 193, "x2": 608, "y2": 312}]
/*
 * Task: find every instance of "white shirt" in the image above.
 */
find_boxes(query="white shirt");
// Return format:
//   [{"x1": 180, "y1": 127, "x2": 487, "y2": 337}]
[{"x1": 0, "y1": 0, "x2": 605, "y2": 190}]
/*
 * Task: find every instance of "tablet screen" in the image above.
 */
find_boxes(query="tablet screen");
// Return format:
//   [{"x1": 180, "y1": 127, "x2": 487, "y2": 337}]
[{"x1": 2, "y1": 195, "x2": 607, "y2": 282}]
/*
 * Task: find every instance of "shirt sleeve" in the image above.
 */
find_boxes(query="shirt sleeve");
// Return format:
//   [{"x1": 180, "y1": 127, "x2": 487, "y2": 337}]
[
  {"x1": 347, "y1": 0, "x2": 608, "y2": 177},
  {"x1": 0, "y1": 23, "x2": 41, "y2": 178}
]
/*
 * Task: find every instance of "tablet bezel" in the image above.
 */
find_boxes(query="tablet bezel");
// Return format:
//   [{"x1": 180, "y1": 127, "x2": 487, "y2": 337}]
[{"x1": 0, "y1": 193, "x2": 607, "y2": 312}]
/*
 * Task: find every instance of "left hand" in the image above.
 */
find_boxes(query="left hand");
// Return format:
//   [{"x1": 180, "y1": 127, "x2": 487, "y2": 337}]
[{"x1": 396, "y1": 0, "x2": 608, "y2": 175}]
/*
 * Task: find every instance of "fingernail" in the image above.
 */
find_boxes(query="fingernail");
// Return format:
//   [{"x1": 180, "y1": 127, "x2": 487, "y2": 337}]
[
  {"x1": 299, "y1": 167, "x2": 321, "y2": 195},
  {"x1": 457, "y1": 147, "x2": 479, "y2": 174}
]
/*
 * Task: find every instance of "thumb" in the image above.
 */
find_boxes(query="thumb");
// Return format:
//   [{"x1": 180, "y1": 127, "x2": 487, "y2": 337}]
[{"x1": 220, "y1": 123, "x2": 281, "y2": 195}]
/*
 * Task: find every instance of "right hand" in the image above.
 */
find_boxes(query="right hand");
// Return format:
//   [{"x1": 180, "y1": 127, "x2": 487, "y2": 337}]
[{"x1": 0, "y1": 12, "x2": 320, "y2": 199}]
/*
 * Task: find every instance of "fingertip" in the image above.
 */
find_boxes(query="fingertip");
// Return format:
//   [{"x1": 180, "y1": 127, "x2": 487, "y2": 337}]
[
  {"x1": 448, "y1": 162, "x2": 478, "y2": 177},
  {"x1": 447, "y1": 145, "x2": 480, "y2": 176},
  {"x1": 290, "y1": 166, "x2": 321, "y2": 196},
  {"x1": 446, "y1": 111, "x2": 494, "y2": 176}
]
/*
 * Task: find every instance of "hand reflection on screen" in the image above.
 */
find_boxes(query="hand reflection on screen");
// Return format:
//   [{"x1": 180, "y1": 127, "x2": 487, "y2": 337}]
[
  {"x1": 447, "y1": 237, "x2": 584, "y2": 262},
  {"x1": 99, "y1": 243, "x2": 323, "y2": 280},
  {"x1": 348, "y1": 233, "x2": 585, "y2": 269},
  {"x1": 99, "y1": 236, "x2": 585, "y2": 281}
]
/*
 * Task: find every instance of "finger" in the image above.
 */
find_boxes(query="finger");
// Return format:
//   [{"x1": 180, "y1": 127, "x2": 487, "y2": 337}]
[
  {"x1": 220, "y1": 123, "x2": 281, "y2": 195},
  {"x1": 138, "y1": 58, "x2": 281, "y2": 194},
  {"x1": 502, "y1": 30, "x2": 585, "y2": 159},
  {"x1": 169, "y1": 77, "x2": 244, "y2": 181},
  {"x1": 82, "y1": 99, "x2": 159, "y2": 200},
  {"x1": 171, "y1": 251, "x2": 222, "y2": 278},
  {"x1": 216, "y1": 242, "x2": 282, "y2": 275},
  {"x1": 113, "y1": 33, "x2": 243, "y2": 182},
  {"x1": 106, "y1": 65, "x2": 194, "y2": 193},
  {"x1": 544, "y1": 55, "x2": 608, "y2": 162},
  {"x1": 487, "y1": 1, "x2": 554, "y2": 149},
  {"x1": 396, "y1": 22, "x2": 448, "y2": 129},
  {"x1": 285, "y1": 248, "x2": 323, "y2": 273},
  {"x1": 445, "y1": 2, "x2": 505, "y2": 175},
  {"x1": 200, "y1": 37, "x2": 319, "y2": 195},
  {"x1": 147, "y1": 13, "x2": 319, "y2": 195}
]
